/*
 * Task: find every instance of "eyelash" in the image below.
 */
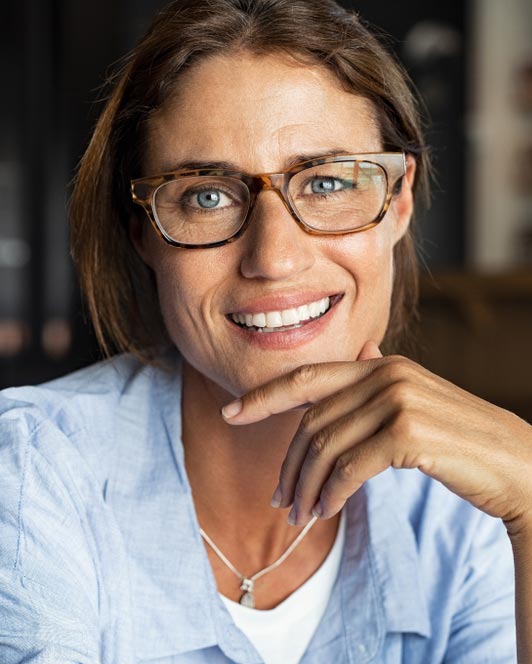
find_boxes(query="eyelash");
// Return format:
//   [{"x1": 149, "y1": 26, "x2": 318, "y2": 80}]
[{"x1": 180, "y1": 186, "x2": 236, "y2": 206}]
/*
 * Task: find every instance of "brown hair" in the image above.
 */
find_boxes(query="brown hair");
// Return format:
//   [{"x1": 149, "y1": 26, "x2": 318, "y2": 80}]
[{"x1": 70, "y1": 0, "x2": 430, "y2": 364}]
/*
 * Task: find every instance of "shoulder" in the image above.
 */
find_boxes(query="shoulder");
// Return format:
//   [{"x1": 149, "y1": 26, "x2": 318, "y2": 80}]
[
  {"x1": 1, "y1": 352, "x2": 156, "y2": 432},
  {"x1": 0, "y1": 351, "x2": 183, "y2": 567},
  {"x1": 0, "y1": 354, "x2": 142, "y2": 554},
  {"x1": 0, "y1": 355, "x2": 159, "y2": 661},
  {"x1": 0, "y1": 352, "x2": 180, "y2": 481}
]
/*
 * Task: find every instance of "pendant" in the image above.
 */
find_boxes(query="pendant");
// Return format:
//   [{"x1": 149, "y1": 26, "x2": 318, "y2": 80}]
[{"x1": 239, "y1": 578, "x2": 255, "y2": 608}]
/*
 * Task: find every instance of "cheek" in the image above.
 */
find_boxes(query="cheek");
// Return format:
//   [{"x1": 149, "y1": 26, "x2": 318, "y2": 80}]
[
  {"x1": 333, "y1": 224, "x2": 395, "y2": 334},
  {"x1": 158, "y1": 269, "x2": 196, "y2": 330},
  {"x1": 149, "y1": 247, "x2": 229, "y2": 341},
  {"x1": 143, "y1": 243, "x2": 196, "y2": 334},
  {"x1": 336, "y1": 221, "x2": 394, "y2": 289}
]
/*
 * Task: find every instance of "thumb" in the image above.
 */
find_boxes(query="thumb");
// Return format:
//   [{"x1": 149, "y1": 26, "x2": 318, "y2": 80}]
[{"x1": 357, "y1": 340, "x2": 383, "y2": 361}]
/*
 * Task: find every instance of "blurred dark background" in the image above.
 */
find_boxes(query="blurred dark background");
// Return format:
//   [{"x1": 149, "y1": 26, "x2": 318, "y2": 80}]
[{"x1": 1, "y1": 0, "x2": 531, "y2": 419}]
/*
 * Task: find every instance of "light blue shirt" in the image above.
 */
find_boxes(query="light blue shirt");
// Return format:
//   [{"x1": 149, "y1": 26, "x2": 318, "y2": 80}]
[{"x1": 0, "y1": 352, "x2": 516, "y2": 663}]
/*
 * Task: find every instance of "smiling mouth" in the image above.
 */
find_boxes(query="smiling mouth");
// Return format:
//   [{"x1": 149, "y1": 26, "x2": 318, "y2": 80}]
[{"x1": 227, "y1": 293, "x2": 344, "y2": 333}]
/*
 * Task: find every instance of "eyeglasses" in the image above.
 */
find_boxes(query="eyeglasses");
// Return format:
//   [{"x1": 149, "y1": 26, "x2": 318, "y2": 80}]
[{"x1": 130, "y1": 152, "x2": 406, "y2": 249}]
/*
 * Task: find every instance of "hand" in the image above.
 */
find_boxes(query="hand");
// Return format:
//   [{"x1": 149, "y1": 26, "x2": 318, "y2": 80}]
[{"x1": 221, "y1": 342, "x2": 532, "y2": 535}]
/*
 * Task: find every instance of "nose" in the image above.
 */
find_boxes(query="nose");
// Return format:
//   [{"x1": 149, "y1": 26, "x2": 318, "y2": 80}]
[{"x1": 238, "y1": 189, "x2": 315, "y2": 281}]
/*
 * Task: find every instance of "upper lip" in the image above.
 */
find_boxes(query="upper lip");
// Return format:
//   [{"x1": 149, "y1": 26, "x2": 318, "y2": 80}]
[{"x1": 227, "y1": 291, "x2": 343, "y2": 315}]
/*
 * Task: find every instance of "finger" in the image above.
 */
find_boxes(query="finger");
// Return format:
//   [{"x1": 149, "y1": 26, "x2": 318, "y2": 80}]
[
  {"x1": 356, "y1": 340, "x2": 383, "y2": 361},
  {"x1": 314, "y1": 431, "x2": 392, "y2": 519},
  {"x1": 287, "y1": 387, "x2": 398, "y2": 525},
  {"x1": 222, "y1": 355, "x2": 387, "y2": 425},
  {"x1": 315, "y1": 428, "x2": 395, "y2": 519},
  {"x1": 274, "y1": 366, "x2": 404, "y2": 509},
  {"x1": 315, "y1": 407, "x2": 441, "y2": 519}
]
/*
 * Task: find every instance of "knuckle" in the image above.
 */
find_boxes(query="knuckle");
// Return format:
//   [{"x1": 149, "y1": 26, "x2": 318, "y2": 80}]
[
  {"x1": 382, "y1": 379, "x2": 413, "y2": 408},
  {"x1": 250, "y1": 384, "x2": 270, "y2": 413},
  {"x1": 308, "y1": 429, "x2": 333, "y2": 460},
  {"x1": 381, "y1": 354, "x2": 413, "y2": 381},
  {"x1": 334, "y1": 452, "x2": 357, "y2": 483},
  {"x1": 292, "y1": 363, "x2": 319, "y2": 389},
  {"x1": 299, "y1": 406, "x2": 322, "y2": 434},
  {"x1": 387, "y1": 353, "x2": 408, "y2": 363}
]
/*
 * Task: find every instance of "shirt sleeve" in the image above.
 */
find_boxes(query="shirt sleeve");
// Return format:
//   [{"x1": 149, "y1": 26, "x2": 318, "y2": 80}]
[
  {"x1": 443, "y1": 511, "x2": 517, "y2": 663},
  {"x1": 0, "y1": 398, "x2": 101, "y2": 663}
]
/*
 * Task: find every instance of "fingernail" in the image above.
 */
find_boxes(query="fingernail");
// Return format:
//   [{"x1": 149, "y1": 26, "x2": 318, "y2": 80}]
[
  {"x1": 221, "y1": 399, "x2": 242, "y2": 420},
  {"x1": 270, "y1": 483, "x2": 283, "y2": 508},
  {"x1": 312, "y1": 501, "x2": 323, "y2": 518},
  {"x1": 287, "y1": 506, "x2": 297, "y2": 525}
]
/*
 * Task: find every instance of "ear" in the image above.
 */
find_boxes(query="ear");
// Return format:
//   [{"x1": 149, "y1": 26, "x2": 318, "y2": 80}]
[
  {"x1": 390, "y1": 154, "x2": 416, "y2": 245},
  {"x1": 128, "y1": 214, "x2": 153, "y2": 267}
]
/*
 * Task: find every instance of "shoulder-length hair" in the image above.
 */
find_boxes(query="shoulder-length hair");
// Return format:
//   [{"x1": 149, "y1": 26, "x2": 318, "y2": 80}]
[{"x1": 70, "y1": 0, "x2": 430, "y2": 364}]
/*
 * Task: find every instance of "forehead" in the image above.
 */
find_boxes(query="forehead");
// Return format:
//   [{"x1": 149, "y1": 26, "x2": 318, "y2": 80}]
[{"x1": 144, "y1": 52, "x2": 382, "y2": 173}]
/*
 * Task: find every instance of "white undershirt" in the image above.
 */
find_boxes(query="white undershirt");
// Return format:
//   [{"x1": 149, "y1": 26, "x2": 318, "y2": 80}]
[{"x1": 220, "y1": 508, "x2": 347, "y2": 664}]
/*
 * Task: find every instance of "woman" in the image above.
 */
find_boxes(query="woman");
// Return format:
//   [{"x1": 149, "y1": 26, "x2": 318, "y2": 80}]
[{"x1": 1, "y1": 0, "x2": 531, "y2": 662}]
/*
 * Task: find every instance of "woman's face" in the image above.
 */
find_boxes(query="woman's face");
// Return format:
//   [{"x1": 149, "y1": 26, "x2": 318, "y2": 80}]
[{"x1": 133, "y1": 52, "x2": 415, "y2": 398}]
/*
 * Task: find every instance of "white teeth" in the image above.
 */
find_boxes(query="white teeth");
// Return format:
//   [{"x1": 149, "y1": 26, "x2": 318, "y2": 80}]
[
  {"x1": 231, "y1": 296, "x2": 333, "y2": 330},
  {"x1": 308, "y1": 301, "x2": 320, "y2": 317},
  {"x1": 266, "y1": 311, "x2": 283, "y2": 328},
  {"x1": 297, "y1": 304, "x2": 311, "y2": 321},
  {"x1": 252, "y1": 312, "x2": 266, "y2": 328},
  {"x1": 281, "y1": 308, "x2": 300, "y2": 326}
]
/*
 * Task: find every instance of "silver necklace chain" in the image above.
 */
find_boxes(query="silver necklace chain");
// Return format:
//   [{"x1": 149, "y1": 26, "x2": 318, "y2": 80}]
[{"x1": 200, "y1": 515, "x2": 319, "y2": 608}]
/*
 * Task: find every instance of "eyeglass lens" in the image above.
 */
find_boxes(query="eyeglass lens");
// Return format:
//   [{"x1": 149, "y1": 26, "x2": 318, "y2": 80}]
[{"x1": 152, "y1": 160, "x2": 388, "y2": 245}]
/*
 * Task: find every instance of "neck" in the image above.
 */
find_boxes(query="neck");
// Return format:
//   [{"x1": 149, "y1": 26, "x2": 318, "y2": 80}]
[{"x1": 181, "y1": 359, "x2": 308, "y2": 563}]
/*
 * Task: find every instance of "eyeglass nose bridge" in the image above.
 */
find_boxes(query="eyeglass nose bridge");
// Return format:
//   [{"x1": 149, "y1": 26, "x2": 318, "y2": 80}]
[
  {"x1": 256, "y1": 172, "x2": 286, "y2": 189},
  {"x1": 249, "y1": 172, "x2": 300, "y2": 223}
]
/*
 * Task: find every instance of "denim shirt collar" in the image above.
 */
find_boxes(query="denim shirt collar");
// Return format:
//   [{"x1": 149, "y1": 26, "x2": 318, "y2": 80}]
[{"x1": 107, "y1": 353, "x2": 431, "y2": 662}]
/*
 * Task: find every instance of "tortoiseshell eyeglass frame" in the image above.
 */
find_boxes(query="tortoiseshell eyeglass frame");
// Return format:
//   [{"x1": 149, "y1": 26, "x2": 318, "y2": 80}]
[{"x1": 130, "y1": 151, "x2": 406, "y2": 249}]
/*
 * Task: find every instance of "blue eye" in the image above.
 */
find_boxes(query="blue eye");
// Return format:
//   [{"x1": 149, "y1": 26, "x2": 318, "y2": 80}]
[
  {"x1": 311, "y1": 177, "x2": 334, "y2": 194},
  {"x1": 197, "y1": 190, "x2": 221, "y2": 208}
]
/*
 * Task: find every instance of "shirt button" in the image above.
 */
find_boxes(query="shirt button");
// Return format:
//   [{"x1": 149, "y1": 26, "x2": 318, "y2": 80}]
[{"x1": 357, "y1": 643, "x2": 367, "y2": 654}]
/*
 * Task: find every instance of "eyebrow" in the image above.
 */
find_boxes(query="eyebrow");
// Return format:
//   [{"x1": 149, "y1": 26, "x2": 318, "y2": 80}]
[{"x1": 157, "y1": 148, "x2": 353, "y2": 174}]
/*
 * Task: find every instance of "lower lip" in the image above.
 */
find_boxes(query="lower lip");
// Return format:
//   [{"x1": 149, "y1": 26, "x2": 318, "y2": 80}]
[{"x1": 225, "y1": 294, "x2": 344, "y2": 350}]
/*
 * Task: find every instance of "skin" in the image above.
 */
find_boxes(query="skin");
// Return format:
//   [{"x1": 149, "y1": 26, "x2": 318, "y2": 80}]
[{"x1": 131, "y1": 52, "x2": 532, "y2": 654}]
